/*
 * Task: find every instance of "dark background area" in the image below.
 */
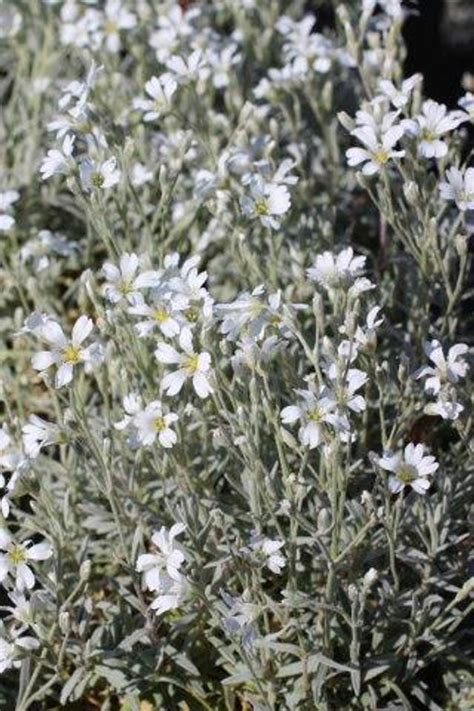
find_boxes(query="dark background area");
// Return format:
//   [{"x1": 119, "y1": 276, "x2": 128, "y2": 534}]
[{"x1": 403, "y1": 0, "x2": 474, "y2": 107}]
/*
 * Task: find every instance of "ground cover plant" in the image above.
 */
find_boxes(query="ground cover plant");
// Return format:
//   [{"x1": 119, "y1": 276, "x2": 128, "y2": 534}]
[{"x1": 0, "y1": 0, "x2": 473, "y2": 708}]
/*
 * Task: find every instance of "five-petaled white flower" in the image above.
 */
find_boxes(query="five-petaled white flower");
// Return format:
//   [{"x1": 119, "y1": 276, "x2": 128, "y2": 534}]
[
  {"x1": 80, "y1": 156, "x2": 121, "y2": 191},
  {"x1": 281, "y1": 389, "x2": 342, "y2": 449},
  {"x1": 378, "y1": 443, "x2": 439, "y2": 494},
  {"x1": 241, "y1": 177, "x2": 291, "y2": 230},
  {"x1": 134, "y1": 401, "x2": 178, "y2": 448},
  {"x1": 136, "y1": 523, "x2": 186, "y2": 591},
  {"x1": 21, "y1": 415, "x2": 62, "y2": 458},
  {"x1": 39, "y1": 134, "x2": 75, "y2": 180},
  {"x1": 346, "y1": 120, "x2": 405, "y2": 175},
  {"x1": 416, "y1": 340, "x2": 469, "y2": 395},
  {"x1": 0, "y1": 530, "x2": 52, "y2": 592},
  {"x1": 155, "y1": 328, "x2": 212, "y2": 399},
  {"x1": 135, "y1": 74, "x2": 177, "y2": 121},
  {"x1": 402, "y1": 100, "x2": 467, "y2": 158},
  {"x1": 102, "y1": 253, "x2": 160, "y2": 305},
  {"x1": 378, "y1": 74, "x2": 421, "y2": 109},
  {"x1": 31, "y1": 315, "x2": 103, "y2": 388},
  {"x1": 439, "y1": 167, "x2": 474, "y2": 211},
  {"x1": 250, "y1": 536, "x2": 286, "y2": 574},
  {"x1": 307, "y1": 247, "x2": 373, "y2": 293}
]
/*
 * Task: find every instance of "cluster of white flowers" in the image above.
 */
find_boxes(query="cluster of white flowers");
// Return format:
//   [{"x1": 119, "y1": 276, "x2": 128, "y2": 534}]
[{"x1": 0, "y1": 0, "x2": 472, "y2": 707}]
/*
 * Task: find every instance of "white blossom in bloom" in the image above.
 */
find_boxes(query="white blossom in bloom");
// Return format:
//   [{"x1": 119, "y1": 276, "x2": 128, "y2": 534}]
[
  {"x1": 378, "y1": 443, "x2": 439, "y2": 494},
  {"x1": 307, "y1": 247, "x2": 373, "y2": 294},
  {"x1": 94, "y1": 0, "x2": 136, "y2": 53},
  {"x1": 217, "y1": 286, "x2": 290, "y2": 342},
  {"x1": 149, "y1": 573, "x2": 187, "y2": 616},
  {"x1": 128, "y1": 292, "x2": 186, "y2": 338},
  {"x1": 222, "y1": 590, "x2": 260, "y2": 650},
  {"x1": 402, "y1": 100, "x2": 467, "y2": 158},
  {"x1": 281, "y1": 389, "x2": 343, "y2": 449},
  {"x1": 0, "y1": 531, "x2": 52, "y2": 591},
  {"x1": 0, "y1": 633, "x2": 39, "y2": 674},
  {"x1": 378, "y1": 74, "x2": 421, "y2": 110},
  {"x1": 102, "y1": 253, "x2": 160, "y2": 305},
  {"x1": 250, "y1": 536, "x2": 286, "y2": 574},
  {"x1": 136, "y1": 523, "x2": 186, "y2": 591},
  {"x1": 134, "y1": 74, "x2": 177, "y2": 122},
  {"x1": 0, "y1": 190, "x2": 19, "y2": 231},
  {"x1": 155, "y1": 328, "x2": 212, "y2": 399},
  {"x1": 131, "y1": 163, "x2": 153, "y2": 187},
  {"x1": 346, "y1": 119, "x2": 405, "y2": 175},
  {"x1": 276, "y1": 14, "x2": 333, "y2": 74},
  {"x1": 133, "y1": 401, "x2": 178, "y2": 448},
  {"x1": 416, "y1": 341, "x2": 469, "y2": 395},
  {"x1": 354, "y1": 306, "x2": 384, "y2": 350},
  {"x1": 80, "y1": 156, "x2": 121, "y2": 191},
  {"x1": 39, "y1": 134, "x2": 75, "y2": 180},
  {"x1": 166, "y1": 50, "x2": 208, "y2": 85},
  {"x1": 21, "y1": 416, "x2": 62, "y2": 458},
  {"x1": 424, "y1": 397, "x2": 464, "y2": 421},
  {"x1": 114, "y1": 393, "x2": 142, "y2": 434},
  {"x1": 30, "y1": 315, "x2": 103, "y2": 388},
  {"x1": 241, "y1": 177, "x2": 291, "y2": 230},
  {"x1": 439, "y1": 167, "x2": 474, "y2": 211}
]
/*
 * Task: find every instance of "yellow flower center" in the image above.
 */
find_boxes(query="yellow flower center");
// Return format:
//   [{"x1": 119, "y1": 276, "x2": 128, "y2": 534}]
[
  {"x1": 153, "y1": 308, "x2": 169, "y2": 323},
  {"x1": 374, "y1": 149, "x2": 390, "y2": 165},
  {"x1": 104, "y1": 19, "x2": 118, "y2": 35},
  {"x1": 398, "y1": 464, "x2": 416, "y2": 484},
  {"x1": 7, "y1": 545, "x2": 27, "y2": 566},
  {"x1": 185, "y1": 354, "x2": 200, "y2": 374},
  {"x1": 254, "y1": 200, "x2": 269, "y2": 216},
  {"x1": 62, "y1": 345, "x2": 82, "y2": 365},
  {"x1": 307, "y1": 408, "x2": 323, "y2": 423},
  {"x1": 185, "y1": 307, "x2": 199, "y2": 323},
  {"x1": 91, "y1": 172, "x2": 104, "y2": 188},
  {"x1": 154, "y1": 416, "x2": 167, "y2": 432},
  {"x1": 422, "y1": 129, "x2": 436, "y2": 142},
  {"x1": 119, "y1": 280, "x2": 134, "y2": 295}
]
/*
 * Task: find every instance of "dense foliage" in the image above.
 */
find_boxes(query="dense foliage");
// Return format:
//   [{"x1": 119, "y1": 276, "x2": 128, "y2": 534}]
[{"x1": 0, "y1": 1, "x2": 472, "y2": 709}]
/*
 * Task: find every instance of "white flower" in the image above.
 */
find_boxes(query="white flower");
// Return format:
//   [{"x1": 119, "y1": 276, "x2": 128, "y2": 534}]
[
  {"x1": 0, "y1": 190, "x2": 19, "y2": 231},
  {"x1": 166, "y1": 50, "x2": 207, "y2": 84},
  {"x1": 0, "y1": 531, "x2": 52, "y2": 591},
  {"x1": 458, "y1": 92, "x2": 474, "y2": 120},
  {"x1": 307, "y1": 247, "x2": 373, "y2": 293},
  {"x1": 217, "y1": 287, "x2": 288, "y2": 342},
  {"x1": 96, "y1": 0, "x2": 136, "y2": 53},
  {"x1": 155, "y1": 328, "x2": 212, "y2": 399},
  {"x1": 136, "y1": 523, "x2": 186, "y2": 591},
  {"x1": 102, "y1": 253, "x2": 160, "y2": 305},
  {"x1": 133, "y1": 401, "x2": 178, "y2": 448},
  {"x1": 21, "y1": 416, "x2": 62, "y2": 458},
  {"x1": 31, "y1": 315, "x2": 103, "y2": 388},
  {"x1": 131, "y1": 163, "x2": 153, "y2": 187},
  {"x1": 114, "y1": 393, "x2": 142, "y2": 432},
  {"x1": 416, "y1": 341, "x2": 469, "y2": 395},
  {"x1": 241, "y1": 177, "x2": 291, "y2": 230},
  {"x1": 346, "y1": 120, "x2": 405, "y2": 175},
  {"x1": 439, "y1": 167, "x2": 474, "y2": 211},
  {"x1": 250, "y1": 536, "x2": 286, "y2": 574},
  {"x1": 424, "y1": 397, "x2": 464, "y2": 421},
  {"x1": 378, "y1": 443, "x2": 439, "y2": 494},
  {"x1": 0, "y1": 633, "x2": 39, "y2": 674},
  {"x1": 39, "y1": 134, "x2": 75, "y2": 180},
  {"x1": 80, "y1": 157, "x2": 121, "y2": 191},
  {"x1": 135, "y1": 74, "x2": 177, "y2": 121},
  {"x1": 149, "y1": 573, "x2": 187, "y2": 616},
  {"x1": 378, "y1": 74, "x2": 421, "y2": 109},
  {"x1": 354, "y1": 306, "x2": 384, "y2": 350},
  {"x1": 402, "y1": 100, "x2": 467, "y2": 158},
  {"x1": 128, "y1": 292, "x2": 186, "y2": 338},
  {"x1": 281, "y1": 389, "x2": 342, "y2": 449},
  {"x1": 222, "y1": 590, "x2": 260, "y2": 650}
]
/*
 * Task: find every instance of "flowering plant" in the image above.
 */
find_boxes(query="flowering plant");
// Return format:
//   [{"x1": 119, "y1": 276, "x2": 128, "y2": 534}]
[{"x1": 0, "y1": 1, "x2": 472, "y2": 709}]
